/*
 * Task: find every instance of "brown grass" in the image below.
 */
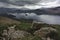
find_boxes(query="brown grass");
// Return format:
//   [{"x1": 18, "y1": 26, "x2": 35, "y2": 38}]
[{"x1": 0, "y1": 16, "x2": 20, "y2": 25}]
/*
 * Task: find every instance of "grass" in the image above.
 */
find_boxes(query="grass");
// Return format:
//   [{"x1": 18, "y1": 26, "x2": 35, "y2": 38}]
[
  {"x1": 15, "y1": 21, "x2": 32, "y2": 31},
  {"x1": 0, "y1": 17, "x2": 60, "y2": 40}
]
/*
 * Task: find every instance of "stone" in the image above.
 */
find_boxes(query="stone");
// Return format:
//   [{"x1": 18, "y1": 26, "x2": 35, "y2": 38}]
[{"x1": 34, "y1": 27, "x2": 58, "y2": 40}]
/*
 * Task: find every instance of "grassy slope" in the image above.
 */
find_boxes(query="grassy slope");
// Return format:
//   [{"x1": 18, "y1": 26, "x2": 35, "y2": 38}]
[
  {"x1": 0, "y1": 16, "x2": 20, "y2": 25},
  {"x1": 0, "y1": 16, "x2": 60, "y2": 40}
]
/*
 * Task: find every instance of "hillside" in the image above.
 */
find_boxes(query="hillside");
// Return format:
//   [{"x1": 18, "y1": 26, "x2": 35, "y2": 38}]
[{"x1": 0, "y1": 16, "x2": 20, "y2": 25}]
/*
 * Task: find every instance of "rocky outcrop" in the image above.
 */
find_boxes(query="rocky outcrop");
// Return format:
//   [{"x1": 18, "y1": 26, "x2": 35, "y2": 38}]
[
  {"x1": 32, "y1": 21, "x2": 59, "y2": 40},
  {"x1": 2, "y1": 25, "x2": 30, "y2": 40},
  {"x1": 1, "y1": 21, "x2": 60, "y2": 40},
  {"x1": 34, "y1": 27, "x2": 58, "y2": 40}
]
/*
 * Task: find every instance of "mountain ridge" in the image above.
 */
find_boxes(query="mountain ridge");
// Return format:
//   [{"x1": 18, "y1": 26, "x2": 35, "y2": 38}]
[{"x1": 0, "y1": 7, "x2": 60, "y2": 15}]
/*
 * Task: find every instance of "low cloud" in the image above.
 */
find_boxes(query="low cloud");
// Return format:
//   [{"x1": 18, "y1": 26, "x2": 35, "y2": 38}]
[
  {"x1": 39, "y1": 15, "x2": 60, "y2": 24},
  {"x1": 11, "y1": 13, "x2": 60, "y2": 24},
  {"x1": 12, "y1": 13, "x2": 39, "y2": 21}
]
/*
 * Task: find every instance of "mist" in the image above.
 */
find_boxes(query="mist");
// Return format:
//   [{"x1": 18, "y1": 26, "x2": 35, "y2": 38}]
[
  {"x1": 10, "y1": 13, "x2": 60, "y2": 24},
  {"x1": 39, "y1": 15, "x2": 60, "y2": 24}
]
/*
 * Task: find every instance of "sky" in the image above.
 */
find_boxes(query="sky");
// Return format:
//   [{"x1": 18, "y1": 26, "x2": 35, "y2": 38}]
[
  {"x1": 0, "y1": 0, "x2": 60, "y2": 9},
  {"x1": 1, "y1": 0, "x2": 60, "y2": 24}
]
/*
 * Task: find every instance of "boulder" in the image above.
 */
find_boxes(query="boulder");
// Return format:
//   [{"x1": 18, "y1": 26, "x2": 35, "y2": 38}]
[{"x1": 34, "y1": 27, "x2": 58, "y2": 40}]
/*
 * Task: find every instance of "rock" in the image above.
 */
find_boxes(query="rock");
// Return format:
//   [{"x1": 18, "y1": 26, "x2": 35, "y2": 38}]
[
  {"x1": 2, "y1": 25, "x2": 30, "y2": 40},
  {"x1": 34, "y1": 27, "x2": 58, "y2": 40},
  {"x1": 10, "y1": 30, "x2": 30, "y2": 40}
]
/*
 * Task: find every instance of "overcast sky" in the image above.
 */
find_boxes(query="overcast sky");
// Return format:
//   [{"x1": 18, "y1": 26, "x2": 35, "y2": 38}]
[
  {"x1": 1, "y1": 0, "x2": 60, "y2": 24},
  {"x1": 0, "y1": 0, "x2": 60, "y2": 9}
]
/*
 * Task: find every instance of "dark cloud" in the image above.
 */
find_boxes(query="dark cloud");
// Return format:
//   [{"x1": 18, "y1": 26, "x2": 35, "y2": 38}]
[
  {"x1": 0, "y1": 0, "x2": 7, "y2": 2},
  {"x1": 0, "y1": 0, "x2": 60, "y2": 9},
  {"x1": 0, "y1": 0, "x2": 40, "y2": 6}
]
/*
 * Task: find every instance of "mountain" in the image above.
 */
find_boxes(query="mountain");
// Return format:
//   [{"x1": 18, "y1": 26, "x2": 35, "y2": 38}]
[
  {"x1": 41, "y1": 7, "x2": 60, "y2": 15},
  {"x1": 0, "y1": 7, "x2": 60, "y2": 15}
]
